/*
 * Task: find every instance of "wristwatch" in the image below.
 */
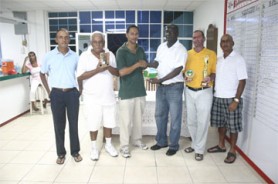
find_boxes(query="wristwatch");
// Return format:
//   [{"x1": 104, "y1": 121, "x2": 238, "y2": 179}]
[{"x1": 234, "y1": 98, "x2": 240, "y2": 103}]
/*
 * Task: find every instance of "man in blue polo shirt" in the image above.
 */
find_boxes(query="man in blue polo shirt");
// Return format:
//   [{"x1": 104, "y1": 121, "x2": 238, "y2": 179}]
[{"x1": 40, "y1": 28, "x2": 82, "y2": 165}]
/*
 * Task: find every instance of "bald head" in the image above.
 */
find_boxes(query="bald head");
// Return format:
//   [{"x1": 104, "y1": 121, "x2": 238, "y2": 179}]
[
  {"x1": 220, "y1": 34, "x2": 234, "y2": 57},
  {"x1": 221, "y1": 34, "x2": 234, "y2": 45}
]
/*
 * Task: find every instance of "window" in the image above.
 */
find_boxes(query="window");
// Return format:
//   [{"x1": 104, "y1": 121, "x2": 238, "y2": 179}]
[
  {"x1": 48, "y1": 12, "x2": 78, "y2": 51},
  {"x1": 48, "y1": 10, "x2": 193, "y2": 55}
]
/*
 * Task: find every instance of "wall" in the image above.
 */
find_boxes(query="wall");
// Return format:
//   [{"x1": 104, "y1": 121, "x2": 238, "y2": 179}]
[
  {"x1": 225, "y1": 0, "x2": 278, "y2": 182},
  {"x1": 0, "y1": 11, "x2": 48, "y2": 68},
  {"x1": 193, "y1": 0, "x2": 224, "y2": 56},
  {"x1": 0, "y1": 12, "x2": 26, "y2": 67}
]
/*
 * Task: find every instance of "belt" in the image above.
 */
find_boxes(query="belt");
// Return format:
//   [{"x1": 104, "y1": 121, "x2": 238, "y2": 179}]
[
  {"x1": 160, "y1": 82, "x2": 184, "y2": 86},
  {"x1": 187, "y1": 86, "x2": 210, "y2": 91},
  {"x1": 52, "y1": 87, "x2": 76, "y2": 92}
]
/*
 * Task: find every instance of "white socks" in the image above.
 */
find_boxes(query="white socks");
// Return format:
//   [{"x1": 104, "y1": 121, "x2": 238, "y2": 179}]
[
  {"x1": 105, "y1": 137, "x2": 112, "y2": 146},
  {"x1": 91, "y1": 140, "x2": 97, "y2": 149}
]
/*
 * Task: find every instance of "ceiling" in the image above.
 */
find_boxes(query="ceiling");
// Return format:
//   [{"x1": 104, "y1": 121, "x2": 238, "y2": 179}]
[{"x1": 0, "y1": 0, "x2": 213, "y2": 12}]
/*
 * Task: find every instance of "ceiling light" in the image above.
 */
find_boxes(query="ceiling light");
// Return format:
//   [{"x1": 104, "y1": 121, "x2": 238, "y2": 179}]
[{"x1": 93, "y1": 18, "x2": 125, "y2": 22}]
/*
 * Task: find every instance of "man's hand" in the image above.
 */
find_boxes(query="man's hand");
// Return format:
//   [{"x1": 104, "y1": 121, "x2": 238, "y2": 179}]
[
  {"x1": 149, "y1": 78, "x2": 161, "y2": 84},
  {"x1": 137, "y1": 60, "x2": 148, "y2": 68},
  {"x1": 185, "y1": 77, "x2": 193, "y2": 83},
  {"x1": 201, "y1": 76, "x2": 211, "y2": 84},
  {"x1": 228, "y1": 101, "x2": 238, "y2": 112},
  {"x1": 97, "y1": 62, "x2": 109, "y2": 72}
]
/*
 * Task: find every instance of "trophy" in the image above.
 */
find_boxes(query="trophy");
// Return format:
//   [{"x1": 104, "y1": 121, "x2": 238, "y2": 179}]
[
  {"x1": 143, "y1": 67, "x2": 158, "y2": 79},
  {"x1": 99, "y1": 52, "x2": 109, "y2": 67},
  {"x1": 201, "y1": 55, "x2": 209, "y2": 87},
  {"x1": 185, "y1": 69, "x2": 194, "y2": 82}
]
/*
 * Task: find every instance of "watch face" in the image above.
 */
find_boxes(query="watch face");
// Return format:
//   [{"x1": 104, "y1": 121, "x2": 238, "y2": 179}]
[{"x1": 234, "y1": 98, "x2": 239, "y2": 102}]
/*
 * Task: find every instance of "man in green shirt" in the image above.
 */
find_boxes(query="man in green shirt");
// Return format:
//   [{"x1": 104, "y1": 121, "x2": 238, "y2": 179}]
[{"x1": 116, "y1": 25, "x2": 148, "y2": 158}]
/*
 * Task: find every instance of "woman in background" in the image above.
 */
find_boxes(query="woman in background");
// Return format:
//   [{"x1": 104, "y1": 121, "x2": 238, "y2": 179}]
[{"x1": 22, "y1": 51, "x2": 48, "y2": 111}]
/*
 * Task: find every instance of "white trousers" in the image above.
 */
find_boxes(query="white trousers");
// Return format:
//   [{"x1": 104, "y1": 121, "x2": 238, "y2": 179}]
[
  {"x1": 185, "y1": 87, "x2": 213, "y2": 154},
  {"x1": 118, "y1": 96, "x2": 145, "y2": 148}
]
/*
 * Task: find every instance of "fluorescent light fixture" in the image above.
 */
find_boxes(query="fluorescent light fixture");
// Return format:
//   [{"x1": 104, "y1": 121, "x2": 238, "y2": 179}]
[
  {"x1": 93, "y1": 18, "x2": 125, "y2": 22},
  {"x1": 107, "y1": 29, "x2": 126, "y2": 32}
]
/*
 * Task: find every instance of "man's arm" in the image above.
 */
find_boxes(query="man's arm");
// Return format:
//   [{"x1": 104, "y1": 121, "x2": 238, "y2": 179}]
[
  {"x1": 147, "y1": 61, "x2": 159, "y2": 69},
  {"x1": 77, "y1": 63, "x2": 108, "y2": 81},
  {"x1": 228, "y1": 79, "x2": 246, "y2": 111},
  {"x1": 150, "y1": 66, "x2": 183, "y2": 84},
  {"x1": 119, "y1": 60, "x2": 147, "y2": 77},
  {"x1": 107, "y1": 66, "x2": 119, "y2": 76},
  {"x1": 40, "y1": 72, "x2": 51, "y2": 96}
]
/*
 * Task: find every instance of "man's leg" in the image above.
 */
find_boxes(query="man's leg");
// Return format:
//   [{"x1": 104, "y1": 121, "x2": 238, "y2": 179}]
[
  {"x1": 168, "y1": 83, "x2": 184, "y2": 151},
  {"x1": 66, "y1": 89, "x2": 80, "y2": 156},
  {"x1": 154, "y1": 86, "x2": 169, "y2": 147},
  {"x1": 104, "y1": 127, "x2": 118, "y2": 157},
  {"x1": 51, "y1": 90, "x2": 67, "y2": 157},
  {"x1": 229, "y1": 132, "x2": 238, "y2": 153},
  {"x1": 218, "y1": 127, "x2": 227, "y2": 149}
]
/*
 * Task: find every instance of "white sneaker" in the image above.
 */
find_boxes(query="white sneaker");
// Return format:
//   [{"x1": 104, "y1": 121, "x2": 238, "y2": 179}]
[
  {"x1": 90, "y1": 148, "x2": 99, "y2": 161},
  {"x1": 105, "y1": 144, "x2": 118, "y2": 157},
  {"x1": 133, "y1": 140, "x2": 149, "y2": 150},
  {"x1": 120, "y1": 146, "x2": 131, "y2": 158}
]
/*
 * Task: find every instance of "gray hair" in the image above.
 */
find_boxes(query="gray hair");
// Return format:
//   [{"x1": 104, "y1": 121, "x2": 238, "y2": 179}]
[{"x1": 90, "y1": 31, "x2": 105, "y2": 42}]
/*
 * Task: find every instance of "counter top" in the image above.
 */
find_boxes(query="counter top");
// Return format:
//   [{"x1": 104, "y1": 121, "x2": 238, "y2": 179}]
[{"x1": 0, "y1": 73, "x2": 30, "y2": 81}]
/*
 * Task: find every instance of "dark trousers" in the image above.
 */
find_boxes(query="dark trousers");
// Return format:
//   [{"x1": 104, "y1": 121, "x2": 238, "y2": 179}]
[{"x1": 50, "y1": 88, "x2": 80, "y2": 156}]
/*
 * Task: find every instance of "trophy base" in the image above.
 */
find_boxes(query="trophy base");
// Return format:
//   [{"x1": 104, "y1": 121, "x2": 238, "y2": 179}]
[{"x1": 100, "y1": 64, "x2": 109, "y2": 67}]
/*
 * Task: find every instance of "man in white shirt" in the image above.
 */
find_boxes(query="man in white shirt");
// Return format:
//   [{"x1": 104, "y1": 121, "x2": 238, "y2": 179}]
[
  {"x1": 207, "y1": 34, "x2": 248, "y2": 164},
  {"x1": 148, "y1": 24, "x2": 187, "y2": 156},
  {"x1": 77, "y1": 31, "x2": 119, "y2": 161}
]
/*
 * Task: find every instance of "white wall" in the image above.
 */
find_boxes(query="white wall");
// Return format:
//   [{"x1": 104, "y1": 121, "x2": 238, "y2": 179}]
[
  {"x1": 193, "y1": 0, "x2": 225, "y2": 56},
  {"x1": 0, "y1": 13, "x2": 26, "y2": 67},
  {"x1": 0, "y1": 10, "x2": 48, "y2": 68}
]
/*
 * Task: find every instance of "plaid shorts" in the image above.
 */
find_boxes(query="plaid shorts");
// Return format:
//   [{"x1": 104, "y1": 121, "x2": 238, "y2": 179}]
[{"x1": 210, "y1": 97, "x2": 243, "y2": 133}]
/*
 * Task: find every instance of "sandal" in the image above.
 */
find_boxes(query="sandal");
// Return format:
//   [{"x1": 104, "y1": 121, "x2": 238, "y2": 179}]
[
  {"x1": 73, "y1": 153, "x2": 82, "y2": 162},
  {"x1": 56, "y1": 155, "x2": 65, "y2": 165},
  {"x1": 207, "y1": 145, "x2": 226, "y2": 153},
  {"x1": 184, "y1": 147, "x2": 194, "y2": 153},
  {"x1": 195, "y1": 153, "x2": 203, "y2": 161},
  {"x1": 224, "y1": 152, "x2": 236, "y2": 164}
]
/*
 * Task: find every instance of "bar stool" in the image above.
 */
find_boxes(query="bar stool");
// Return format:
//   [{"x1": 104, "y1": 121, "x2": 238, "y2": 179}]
[{"x1": 30, "y1": 85, "x2": 44, "y2": 115}]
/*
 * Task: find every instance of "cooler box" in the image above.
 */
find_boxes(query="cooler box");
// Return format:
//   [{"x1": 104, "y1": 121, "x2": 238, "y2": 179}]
[{"x1": 1, "y1": 60, "x2": 15, "y2": 75}]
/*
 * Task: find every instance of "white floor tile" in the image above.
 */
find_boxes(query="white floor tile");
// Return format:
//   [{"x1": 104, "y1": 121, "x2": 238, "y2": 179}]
[
  {"x1": 126, "y1": 152, "x2": 156, "y2": 166},
  {"x1": 157, "y1": 166, "x2": 193, "y2": 184},
  {"x1": 0, "y1": 104, "x2": 267, "y2": 184},
  {"x1": 22, "y1": 164, "x2": 62, "y2": 182},
  {"x1": 0, "y1": 150, "x2": 20, "y2": 164},
  {"x1": 0, "y1": 164, "x2": 33, "y2": 181},
  {"x1": 219, "y1": 164, "x2": 263, "y2": 183},
  {"x1": 9, "y1": 150, "x2": 45, "y2": 164},
  {"x1": 155, "y1": 151, "x2": 185, "y2": 166},
  {"x1": 124, "y1": 166, "x2": 157, "y2": 184},
  {"x1": 89, "y1": 166, "x2": 124, "y2": 183},
  {"x1": 2, "y1": 140, "x2": 32, "y2": 151},
  {"x1": 54, "y1": 165, "x2": 93, "y2": 183},
  {"x1": 188, "y1": 165, "x2": 227, "y2": 183}
]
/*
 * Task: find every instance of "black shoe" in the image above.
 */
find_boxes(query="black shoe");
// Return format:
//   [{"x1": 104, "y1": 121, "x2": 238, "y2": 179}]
[
  {"x1": 150, "y1": 144, "x2": 168, "y2": 150},
  {"x1": 166, "y1": 149, "x2": 177, "y2": 156}
]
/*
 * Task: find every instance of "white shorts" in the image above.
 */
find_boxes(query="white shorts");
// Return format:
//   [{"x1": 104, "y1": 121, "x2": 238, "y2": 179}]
[{"x1": 84, "y1": 94, "x2": 116, "y2": 131}]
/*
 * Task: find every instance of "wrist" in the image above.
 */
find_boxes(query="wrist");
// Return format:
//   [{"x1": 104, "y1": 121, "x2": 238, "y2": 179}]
[{"x1": 233, "y1": 98, "x2": 240, "y2": 103}]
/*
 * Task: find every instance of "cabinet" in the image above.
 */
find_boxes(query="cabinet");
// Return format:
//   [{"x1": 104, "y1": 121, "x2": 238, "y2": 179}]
[{"x1": 0, "y1": 74, "x2": 30, "y2": 125}]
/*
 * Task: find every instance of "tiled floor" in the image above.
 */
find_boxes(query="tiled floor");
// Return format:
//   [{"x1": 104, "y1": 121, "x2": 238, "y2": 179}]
[{"x1": 0, "y1": 105, "x2": 265, "y2": 184}]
